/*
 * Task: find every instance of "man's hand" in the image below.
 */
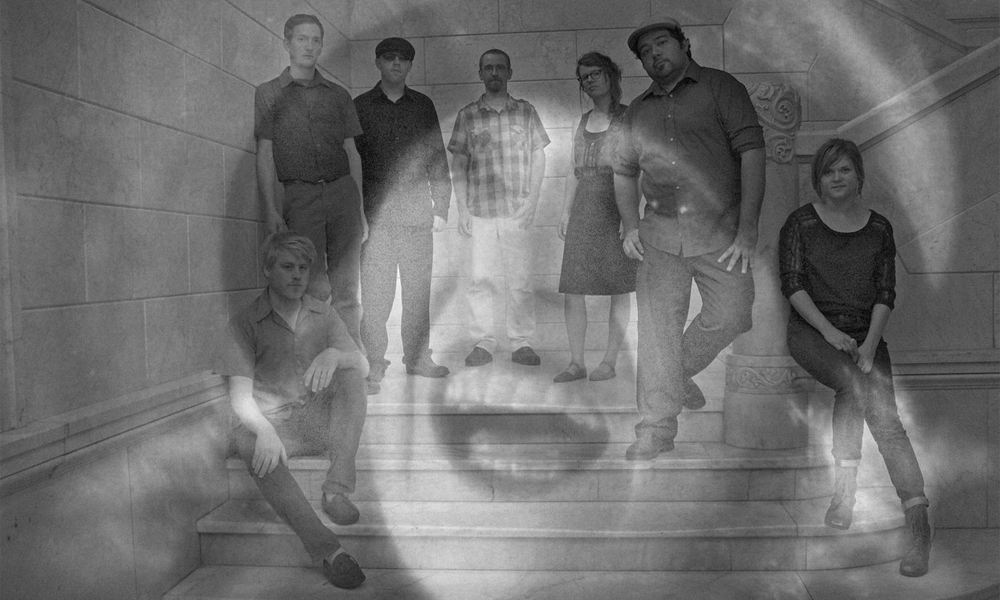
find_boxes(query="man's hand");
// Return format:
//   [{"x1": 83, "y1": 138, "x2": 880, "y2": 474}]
[
  {"x1": 855, "y1": 340, "x2": 876, "y2": 374},
  {"x1": 512, "y1": 196, "x2": 538, "y2": 229},
  {"x1": 457, "y1": 211, "x2": 474, "y2": 237},
  {"x1": 252, "y1": 422, "x2": 287, "y2": 478},
  {"x1": 304, "y1": 348, "x2": 343, "y2": 392},
  {"x1": 266, "y1": 211, "x2": 287, "y2": 235},
  {"x1": 557, "y1": 213, "x2": 570, "y2": 240},
  {"x1": 432, "y1": 215, "x2": 447, "y2": 233},
  {"x1": 822, "y1": 327, "x2": 859, "y2": 359},
  {"x1": 622, "y1": 228, "x2": 644, "y2": 261},
  {"x1": 718, "y1": 228, "x2": 757, "y2": 273}
]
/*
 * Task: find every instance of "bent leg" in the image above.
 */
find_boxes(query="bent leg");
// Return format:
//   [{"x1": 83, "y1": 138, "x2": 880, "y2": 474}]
[
  {"x1": 233, "y1": 424, "x2": 341, "y2": 561},
  {"x1": 684, "y1": 248, "x2": 754, "y2": 379},
  {"x1": 320, "y1": 368, "x2": 368, "y2": 497}
]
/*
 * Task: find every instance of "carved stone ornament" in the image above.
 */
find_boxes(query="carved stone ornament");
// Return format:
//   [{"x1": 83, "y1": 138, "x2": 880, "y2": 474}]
[
  {"x1": 747, "y1": 83, "x2": 802, "y2": 164},
  {"x1": 725, "y1": 364, "x2": 802, "y2": 391}
]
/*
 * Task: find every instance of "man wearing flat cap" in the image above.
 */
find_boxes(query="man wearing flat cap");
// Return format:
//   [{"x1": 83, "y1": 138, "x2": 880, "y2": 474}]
[
  {"x1": 255, "y1": 13, "x2": 366, "y2": 348},
  {"x1": 613, "y1": 16, "x2": 766, "y2": 460},
  {"x1": 353, "y1": 38, "x2": 453, "y2": 393}
]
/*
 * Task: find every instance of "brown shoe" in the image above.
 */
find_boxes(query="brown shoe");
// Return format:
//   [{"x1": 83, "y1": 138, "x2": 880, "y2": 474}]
[
  {"x1": 322, "y1": 551, "x2": 365, "y2": 589},
  {"x1": 322, "y1": 493, "x2": 360, "y2": 526}
]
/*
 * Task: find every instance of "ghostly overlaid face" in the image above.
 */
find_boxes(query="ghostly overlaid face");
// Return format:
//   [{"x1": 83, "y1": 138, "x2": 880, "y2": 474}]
[
  {"x1": 479, "y1": 53, "x2": 511, "y2": 94},
  {"x1": 264, "y1": 249, "x2": 311, "y2": 303}
]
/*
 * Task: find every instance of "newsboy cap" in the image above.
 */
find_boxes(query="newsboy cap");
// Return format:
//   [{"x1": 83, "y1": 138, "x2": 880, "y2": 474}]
[
  {"x1": 627, "y1": 16, "x2": 682, "y2": 54},
  {"x1": 375, "y1": 37, "x2": 415, "y2": 61}
]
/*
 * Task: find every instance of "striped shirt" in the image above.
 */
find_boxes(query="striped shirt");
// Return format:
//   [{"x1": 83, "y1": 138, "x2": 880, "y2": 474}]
[{"x1": 448, "y1": 94, "x2": 549, "y2": 218}]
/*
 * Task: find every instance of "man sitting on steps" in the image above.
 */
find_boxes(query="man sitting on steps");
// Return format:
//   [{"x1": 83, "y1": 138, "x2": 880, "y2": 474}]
[{"x1": 215, "y1": 231, "x2": 368, "y2": 589}]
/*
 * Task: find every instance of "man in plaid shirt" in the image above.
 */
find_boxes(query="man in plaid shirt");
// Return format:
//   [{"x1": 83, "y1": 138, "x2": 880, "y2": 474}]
[{"x1": 448, "y1": 49, "x2": 550, "y2": 368}]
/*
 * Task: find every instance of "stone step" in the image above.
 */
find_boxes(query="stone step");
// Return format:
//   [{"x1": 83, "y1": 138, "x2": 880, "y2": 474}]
[
  {"x1": 197, "y1": 488, "x2": 914, "y2": 572},
  {"x1": 227, "y1": 443, "x2": 836, "y2": 503},
  {"x1": 168, "y1": 528, "x2": 1000, "y2": 599}
]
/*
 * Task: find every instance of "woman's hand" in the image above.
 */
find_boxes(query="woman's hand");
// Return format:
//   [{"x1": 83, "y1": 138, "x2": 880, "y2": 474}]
[
  {"x1": 558, "y1": 213, "x2": 570, "y2": 240},
  {"x1": 855, "y1": 340, "x2": 877, "y2": 373},
  {"x1": 822, "y1": 327, "x2": 858, "y2": 358}
]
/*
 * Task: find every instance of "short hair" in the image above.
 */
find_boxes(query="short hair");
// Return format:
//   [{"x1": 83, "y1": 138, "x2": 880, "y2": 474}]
[
  {"x1": 261, "y1": 231, "x2": 316, "y2": 271},
  {"x1": 577, "y1": 52, "x2": 623, "y2": 106},
  {"x1": 633, "y1": 25, "x2": 692, "y2": 60},
  {"x1": 283, "y1": 14, "x2": 323, "y2": 41},
  {"x1": 811, "y1": 138, "x2": 865, "y2": 197},
  {"x1": 479, "y1": 49, "x2": 511, "y2": 70}
]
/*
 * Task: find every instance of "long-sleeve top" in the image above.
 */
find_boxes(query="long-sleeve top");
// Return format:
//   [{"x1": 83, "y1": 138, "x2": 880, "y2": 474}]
[
  {"x1": 779, "y1": 203, "x2": 897, "y2": 338},
  {"x1": 353, "y1": 83, "x2": 452, "y2": 227}
]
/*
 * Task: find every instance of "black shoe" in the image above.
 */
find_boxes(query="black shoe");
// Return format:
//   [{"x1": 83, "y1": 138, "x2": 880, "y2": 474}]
[
  {"x1": 625, "y1": 434, "x2": 674, "y2": 460},
  {"x1": 323, "y1": 552, "x2": 365, "y2": 589},
  {"x1": 365, "y1": 379, "x2": 380, "y2": 395},
  {"x1": 406, "y1": 353, "x2": 450, "y2": 378},
  {"x1": 511, "y1": 346, "x2": 541, "y2": 366},
  {"x1": 682, "y1": 379, "x2": 706, "y2": 410},
  {"x1": 322, "y1": 493, "x2": 360, "y2": 526},
  {"x1": 465, "y1": 346, "x2": 493, "y2": 367}
]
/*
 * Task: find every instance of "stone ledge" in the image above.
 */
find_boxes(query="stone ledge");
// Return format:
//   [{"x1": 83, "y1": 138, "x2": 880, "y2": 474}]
[{"x1": 0, "y1": 371, "x2": 227, "y2": 496}]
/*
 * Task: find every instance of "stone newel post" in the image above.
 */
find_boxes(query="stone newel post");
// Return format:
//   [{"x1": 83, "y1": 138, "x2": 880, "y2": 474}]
[{"x1": 723, "y1": 83, "x2": 805, "y2": 449}]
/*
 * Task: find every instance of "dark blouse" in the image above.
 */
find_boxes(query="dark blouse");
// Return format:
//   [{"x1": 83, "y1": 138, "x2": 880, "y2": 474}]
[{"x1": 779, "y1": 203, "x2": 896, "y2": 337}]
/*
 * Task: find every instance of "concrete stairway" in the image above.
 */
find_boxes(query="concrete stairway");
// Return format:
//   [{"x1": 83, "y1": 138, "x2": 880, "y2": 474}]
[{"x1": 163, "y1": 350, "x2": 999, "y2": 599}]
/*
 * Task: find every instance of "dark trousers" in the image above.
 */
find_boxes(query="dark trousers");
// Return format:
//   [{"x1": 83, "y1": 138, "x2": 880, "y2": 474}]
[
  {"x1": 283, "y1": 178, "x2": 363, "y2": 347},
  {"x1": 232, "y1": 368, "x2": 367, "y2": 561},
  {"x1": 635, "y1": 244, "x2": 754, "y2": 441},
  {"x1": 787, "y1": 319, "x2": 925, "y2": 502},
  {"x1": 360, "y1": 223, "x2": 434, "y2": 370}
]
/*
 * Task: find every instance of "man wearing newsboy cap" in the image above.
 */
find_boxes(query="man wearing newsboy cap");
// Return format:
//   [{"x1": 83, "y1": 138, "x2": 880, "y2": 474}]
[{"x1": 613, "y1": 16, "x2": 766, "y2": 460}]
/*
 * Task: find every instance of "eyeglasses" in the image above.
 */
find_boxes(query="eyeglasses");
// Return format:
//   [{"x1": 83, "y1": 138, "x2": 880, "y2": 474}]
[{"x1": 577, "y1": 70, "x2": 604, "y2": 84}]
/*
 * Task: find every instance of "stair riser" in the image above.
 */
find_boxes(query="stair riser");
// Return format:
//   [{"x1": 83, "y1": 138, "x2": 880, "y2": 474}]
[
  {"x1": 228, "y1": 466, "x2": 837, "y2": 503},
  {"x1": 200, "y1": 530, "x2": 909, "y2": 571},
  {"x1": 360, "y1": 411, "x2": 723, "y2": 444}
]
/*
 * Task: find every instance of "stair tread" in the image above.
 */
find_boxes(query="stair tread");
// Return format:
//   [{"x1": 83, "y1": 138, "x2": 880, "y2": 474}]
[
  {"x1": 165, "y1": 529, "x2": 1000, "y2": 600},
  {"x1": 198, "y1": 487, "x2": 904, "y2": 539},
  {"x1": 226, "y1": 442, "x2": 834, "y2": 471}
]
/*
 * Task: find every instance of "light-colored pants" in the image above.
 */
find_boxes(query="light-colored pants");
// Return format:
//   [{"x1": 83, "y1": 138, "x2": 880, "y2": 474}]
[{"x1": 466, "y1": 215, "x2": 536, "y2": 353}]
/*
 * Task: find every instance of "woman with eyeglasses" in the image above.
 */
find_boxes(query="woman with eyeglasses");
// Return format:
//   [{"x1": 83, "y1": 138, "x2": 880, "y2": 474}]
[
  {"x1": 554, "y1": 52, "x2": 637, "y2": 383},
  {"x1": 779, "y1": 138, "x2": 932, "y2": 577}
]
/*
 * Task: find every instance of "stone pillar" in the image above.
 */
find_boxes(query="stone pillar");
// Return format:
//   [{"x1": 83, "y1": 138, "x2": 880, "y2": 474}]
[{"x1": 723, "y1": 83, "x2": 806, "y2": 449}]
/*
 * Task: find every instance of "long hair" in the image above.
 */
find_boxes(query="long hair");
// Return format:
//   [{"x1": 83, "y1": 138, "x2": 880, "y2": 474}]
[
  {"x1": 811, "y1": 138, "x2": 865, "y2": 197},
  {"x1": 576, "y1": 52, "x2": 623, "y2": 108}
]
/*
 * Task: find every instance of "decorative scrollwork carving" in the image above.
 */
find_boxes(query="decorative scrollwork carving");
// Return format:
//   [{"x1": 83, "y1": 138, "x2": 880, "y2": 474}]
[
  {"x1": 726, "y1": 365, "x2": 800, "y2": 390},
  {"x1": 747, "y1": 83, "x2": 802, "y2": 164}
]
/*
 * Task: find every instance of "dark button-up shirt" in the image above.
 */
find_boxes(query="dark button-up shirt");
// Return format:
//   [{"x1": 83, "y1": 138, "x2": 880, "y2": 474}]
[
  {"x1": 353, "y1": 83, "x2": 452, "y2": 227},
  {"x1": 448, "y1": 94, "x2": 550, "y2": 218},
  {"x1": 255, "y1": 67, "x2": 363, "y2": 184},
  {"x1": 614, "y1": 60, "x2": 764, "y2": 256},
  {"x1": 215, "y1": 290, "x2": 358, "y2": 420}
]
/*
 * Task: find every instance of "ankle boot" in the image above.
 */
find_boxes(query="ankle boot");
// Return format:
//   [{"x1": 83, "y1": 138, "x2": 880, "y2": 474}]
[
  {"x1": 824, "y1": 465, "x2": 858, "y2": 530},
  {"x1": 899, "y1": 501, "x2": 932, "y2": 577}
]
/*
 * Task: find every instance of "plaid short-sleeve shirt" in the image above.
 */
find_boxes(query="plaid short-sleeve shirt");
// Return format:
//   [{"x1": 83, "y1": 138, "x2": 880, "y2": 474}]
[{"x1": 447, "y1": 94, "x2": 550, "y2": 218}]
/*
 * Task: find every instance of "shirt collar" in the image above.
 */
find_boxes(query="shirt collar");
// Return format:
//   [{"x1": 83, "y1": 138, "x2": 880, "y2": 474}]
[
  {"x1": 475, "y1": 93, "x2": 518, "y2": 113},
  {"x1": 250, "y1": 288, "x2": 327, "y2": 323},
  {"x1": 371, "y1": 81, "x2": 416, "y2": 103},
  {"x1": 639, "y1": 59, "x2": 702, "y2": 100},
  {"x1": 278, "y1": 67, "x2": 335, "y2": 89}
]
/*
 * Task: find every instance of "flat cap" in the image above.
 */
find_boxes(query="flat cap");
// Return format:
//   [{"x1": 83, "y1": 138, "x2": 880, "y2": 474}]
[
  {"x1": 627, "y1": 16, "x2": 682, "y2": 54},
  {"x1": 375, "y1": 37, "x2": 415, "y2": 61}
]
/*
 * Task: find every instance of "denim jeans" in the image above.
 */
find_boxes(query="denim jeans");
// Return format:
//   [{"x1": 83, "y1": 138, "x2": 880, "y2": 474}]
[
  {"x1": 787, "y1": 318, "x2": 925, "y2": 502},
  {"x1": 360, "y1": 223, "x2": 434, "y2": 370},
  {"x1": 232, "y1": 368, "x2": 367, "y2": 561},
  {"x1": 635, "y1": 244, "x2": 754, "y2": 441}
]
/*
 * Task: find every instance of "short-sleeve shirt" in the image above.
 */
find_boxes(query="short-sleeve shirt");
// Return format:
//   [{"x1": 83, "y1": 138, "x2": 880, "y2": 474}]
[
  {"x1": 255, "y1": 67, "x2": 363, "y2": 184},
  {"x1": 613, "y1": 60, "x2": 764, "y2": 256},
  {"x1": 215, "y1": 290, "x2": 358, "y2": 420},
  {"x1": 779, "y1": 203, "x2": 896, "y2": 339},
  {"x1": 447, "y1": 94, "x2": 550, "y2": 218},
  {"x1": 353, "y1": 83, "x2": 452, "y2": 226}
]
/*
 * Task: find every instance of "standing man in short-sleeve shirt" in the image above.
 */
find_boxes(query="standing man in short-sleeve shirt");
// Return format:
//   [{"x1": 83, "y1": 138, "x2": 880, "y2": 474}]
[
  {"x1": 255, "y1": 13, "x2": 366, "y2": 346},
  {"x1": 448, "y1": 49, "x2": 550, "y2": 368},
  {"x1": 613, "y1": 16, "x2": 766, "y2": 460}
]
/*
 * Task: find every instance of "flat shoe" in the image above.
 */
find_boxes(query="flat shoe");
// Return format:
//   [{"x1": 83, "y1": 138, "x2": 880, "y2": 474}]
[
  {"x1": 588, "y1": 362, "x2": 616, "y2": 381},
  {"x1": 553, "y1": 363, "x2": 586, "y2": 383},
  {"x1": 323, "y1": 552, "x2": 365, "y2": 589},
  {"x1": 322, "y1": 493, "x2": 360, "y2": 526}
]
